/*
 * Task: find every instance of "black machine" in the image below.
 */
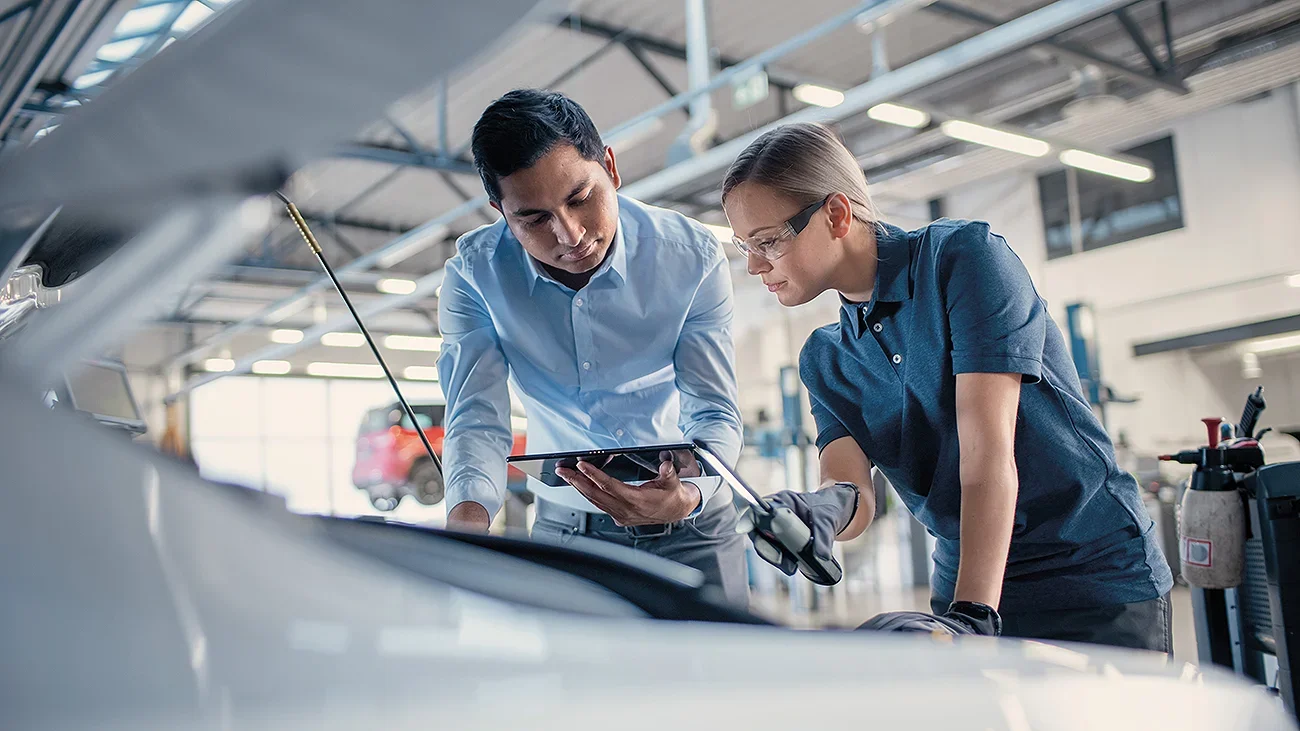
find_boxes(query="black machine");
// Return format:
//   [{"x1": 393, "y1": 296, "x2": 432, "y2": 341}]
[{"x1": 1166, "y1": 388, "x2": 1300, "y2": 719}]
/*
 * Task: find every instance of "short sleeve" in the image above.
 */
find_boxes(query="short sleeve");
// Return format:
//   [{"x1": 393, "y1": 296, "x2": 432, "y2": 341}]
[
  {"x1": 799, "y1": 340, "x2": 852, "y2": 452},
  {"x1": 939, "y1": 222, "x2": 1047, "y2": 384}
]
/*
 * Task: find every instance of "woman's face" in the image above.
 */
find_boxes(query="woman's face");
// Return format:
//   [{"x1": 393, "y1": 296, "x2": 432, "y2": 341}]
[{"x1": 723, "y1": 182, "x2": 853, "y2": 307}]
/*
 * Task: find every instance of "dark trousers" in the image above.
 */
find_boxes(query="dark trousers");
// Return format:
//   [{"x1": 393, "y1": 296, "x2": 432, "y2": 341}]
[
  {"x1": 531, "y1": 496, "x2": 749, "y2": 608},
  {"x1": 933, "y1": 593, "x2": 1172, "y2": 654}
]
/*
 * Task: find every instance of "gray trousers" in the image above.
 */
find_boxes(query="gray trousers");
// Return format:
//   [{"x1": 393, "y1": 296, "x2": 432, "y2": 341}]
[{"x1": 531, "y1": 496, "x2": 750, "y2": 608}]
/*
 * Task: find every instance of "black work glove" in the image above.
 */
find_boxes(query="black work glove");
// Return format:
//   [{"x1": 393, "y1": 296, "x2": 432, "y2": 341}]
[
  {"x1": 941, "y1": 600, "x2": 1002, "y2": 637},
  {"x1": 744, "y1": 484, "x2": 858, "y2": 575},
  {"x1": 857, "y1": 611, "x2": 974, "y2": 635}
]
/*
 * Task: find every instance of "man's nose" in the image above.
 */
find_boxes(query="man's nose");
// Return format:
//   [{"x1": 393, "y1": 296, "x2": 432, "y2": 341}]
[{"x1": 553, "y1": 212, "x2": 584, "y2": 247}]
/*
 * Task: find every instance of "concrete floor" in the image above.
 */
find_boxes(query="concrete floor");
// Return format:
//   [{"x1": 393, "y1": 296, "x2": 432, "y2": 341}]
[{"x1": 747, "y1": 509, "x2": 1200, "y2": 664}]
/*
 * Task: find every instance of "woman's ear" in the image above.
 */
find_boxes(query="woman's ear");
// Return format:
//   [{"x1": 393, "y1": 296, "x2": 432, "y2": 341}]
[{"x1": 826, "y1": 192, "x2": 854, "y2": 239}]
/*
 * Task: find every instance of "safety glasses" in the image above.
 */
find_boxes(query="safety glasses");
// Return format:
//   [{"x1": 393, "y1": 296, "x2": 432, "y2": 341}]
[{"x1": 730, "y1": 195, "x2": 829, "y2": 261}]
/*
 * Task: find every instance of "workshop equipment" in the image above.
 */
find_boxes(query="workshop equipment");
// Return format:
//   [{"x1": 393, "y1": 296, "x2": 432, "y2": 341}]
[{"x1": 1167, "y1": 387, "x2": 1300, "y2": 720}]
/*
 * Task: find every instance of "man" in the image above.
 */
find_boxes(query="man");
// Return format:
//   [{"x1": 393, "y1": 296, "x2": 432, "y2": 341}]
[{"x1": 436, "y1": 89, "x2": 747, "y2": 605}]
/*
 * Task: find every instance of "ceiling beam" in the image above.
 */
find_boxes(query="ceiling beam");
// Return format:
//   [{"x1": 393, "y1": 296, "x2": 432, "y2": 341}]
[
  {"x1": 557, "y1": 13, "x2": 800, "y2": 92},
  {"x1": 926, "y1": 1, "x2": 1188, "y2": 94}
]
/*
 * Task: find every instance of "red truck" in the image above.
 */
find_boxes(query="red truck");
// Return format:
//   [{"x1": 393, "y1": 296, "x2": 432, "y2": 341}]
[{"x1": 352, "y1": 401, "x2": 527, "y2": 511}]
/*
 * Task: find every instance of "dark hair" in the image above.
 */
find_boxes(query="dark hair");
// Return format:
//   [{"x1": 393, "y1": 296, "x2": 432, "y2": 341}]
[{"x1": 470, "y1": 89, "x2": 605, "y2": 203}]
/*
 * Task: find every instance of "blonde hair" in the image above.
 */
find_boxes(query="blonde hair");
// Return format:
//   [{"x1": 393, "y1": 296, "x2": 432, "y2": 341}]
[{"x1": 722, "y1": 122, "x2": 878, "y2": 226}]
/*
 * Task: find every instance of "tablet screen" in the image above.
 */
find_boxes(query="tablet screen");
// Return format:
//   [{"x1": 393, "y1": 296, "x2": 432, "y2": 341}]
[{"x1": 507, "y1": 443, "x2": 705, "y2": 487}]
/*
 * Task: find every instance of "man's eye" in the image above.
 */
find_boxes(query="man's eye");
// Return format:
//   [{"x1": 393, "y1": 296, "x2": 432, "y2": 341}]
[
  {"x1": 571, "y1": 193, "x2": 591, "y2": 207},
  {"x1": 527, "y1": 215, "x2": 549, "y2": 227}
]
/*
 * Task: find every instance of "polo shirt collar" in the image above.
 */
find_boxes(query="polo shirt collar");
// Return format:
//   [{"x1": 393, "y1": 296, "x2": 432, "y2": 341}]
[{"x1": 840, "y1": 221, "x2": 913, "y2": 334}]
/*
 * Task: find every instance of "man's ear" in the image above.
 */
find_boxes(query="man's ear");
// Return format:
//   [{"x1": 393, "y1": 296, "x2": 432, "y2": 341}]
[
  {"x1": 604, "y1": 146, "x2": 622, "y2": 189},
  {"x1": 489, "y1": 200, "x2": 503, "y2": 215}
]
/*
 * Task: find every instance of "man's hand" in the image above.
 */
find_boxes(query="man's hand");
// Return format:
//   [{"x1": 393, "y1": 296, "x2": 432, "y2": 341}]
[
  {"x1": 446, "y1": 501, "x2": 491, "y2": 533},
  {"x1": 556, "y1": 450, "x2": 701, "y2": 526}
]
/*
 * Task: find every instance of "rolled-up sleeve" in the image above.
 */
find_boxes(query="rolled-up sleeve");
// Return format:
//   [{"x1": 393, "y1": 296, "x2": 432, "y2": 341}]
[
  {"x1": 939, "y1": 223, "x2": 1047, "y2": 384},
  {"x1": 436, "y1": 255, "x2": 514, "y2": 519},
  {"x1": 675, "y1": 247, "x2": 744, "y2": 504}
]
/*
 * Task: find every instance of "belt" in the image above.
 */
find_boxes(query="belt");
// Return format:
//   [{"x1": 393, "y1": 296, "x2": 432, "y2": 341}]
[{"x1": 534, "y1": 497, "x2": 686, "y2": 539}]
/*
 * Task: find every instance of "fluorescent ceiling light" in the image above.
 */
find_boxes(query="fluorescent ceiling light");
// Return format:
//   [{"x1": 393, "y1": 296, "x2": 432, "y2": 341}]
[
  {"x1": 702, "y1": 224, "x2": 733, "y2": 242},
  {"x1": 793, "y1": 84, "x2": 845, "y2": 108},
  {"x1": 385, "y1": 334, "x2": 443, "y2": 351},
  {"x1": 203, "y1": 358, "x2": 235, "y2": 372},
  {"x1": 377, "y1": 278, "x2": 418, "y2": 295},
  {"x1": 72, "y1": 70, "x2": 113, "y2": 90},
  {"x1": 941, "y1": 120, "x2": 1050, "y2": 157},
  {"x1": 867, "y1": 103, "x2": 930, "y2": 129},
  {"x1": 376, "y1": 225, "x2": 448, "y2": 268},
  {"x1": 435, "y1": 286, "x2": 443, "y2": 298},
  {"x1": 321, "y1": 332, "x2": 365, "y2": 348},
  {"x1": 1246, "y1": 333, "x2": 1300, "y2": 355},
  {"x1": 307, "y1": 362, "x2": 383, "y2": 379},
  {"x1": 403, "y1": 366, "x2": 440, "y2": 381},
  {"x1": 1286, "y1": 273, "x2": 1300, "y2": 288},
  {"x1": 251, "y1": 360, "x2": 292, "y2": 375},
  {"x1": 171, "y1": 1, "x2": 214, "y2": 33},
  {"x1": 270, "y1": 328, "x2": 304, "y2": 344},
  {"x1": 97, "y1": 36, "x2": 150, "y2": 63},
  {"x1": 511, "y1": 416, "x2": 529, "y2": 431},
  {"x1": 114, "y1": 4, "x2": 171, "y2": 36},
  {"x1": 1059, "y1": 149, "x2": 1153, "y2": 183}
]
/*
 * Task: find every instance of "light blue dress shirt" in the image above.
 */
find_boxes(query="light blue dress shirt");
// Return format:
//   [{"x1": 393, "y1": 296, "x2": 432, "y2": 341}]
[{"x1": 436, "y1": 195, "x2": 743, "y2": 519}]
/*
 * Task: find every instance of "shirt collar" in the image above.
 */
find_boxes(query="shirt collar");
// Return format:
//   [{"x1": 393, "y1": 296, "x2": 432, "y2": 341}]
[
  {"x1": 839, "y1": 221, "x2": 913, "y2": 332},
  {"x1": 523, "y1": 211, "x2": 629, "y2": 295}
]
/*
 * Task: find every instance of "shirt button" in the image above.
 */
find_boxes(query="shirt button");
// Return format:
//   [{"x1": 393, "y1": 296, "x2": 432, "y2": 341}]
[
  {"x1": 872, "y1": 322, "x2": 883, "y2": 333},
  {"x1": 615, "y1": 429, "x2": 624, "y2": 437},
  {"x1": 583, "y1": 362, "x2": 591, "y2": 370},
  {"x1": 575, "y1": 298, "x2": 584, "y2": 307},
  {"x1": 892, "y1": 354, "x2": 903, "y2": 365}
]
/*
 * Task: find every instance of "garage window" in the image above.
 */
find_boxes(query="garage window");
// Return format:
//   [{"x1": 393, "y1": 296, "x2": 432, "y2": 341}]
[{"x1": 1039, "y1": 136, "x2": 1184, "y2": 259}]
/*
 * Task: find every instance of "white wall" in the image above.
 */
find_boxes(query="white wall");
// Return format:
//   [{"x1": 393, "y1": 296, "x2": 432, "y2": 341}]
[{"x1": 940, "y1": 82, "x2": 1300, "y2": 454}]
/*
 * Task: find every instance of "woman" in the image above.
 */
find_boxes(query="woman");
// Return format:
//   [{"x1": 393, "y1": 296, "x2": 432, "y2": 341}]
[{"x1": 722, "y1": 122, "x2": 1173, "y2": 651}]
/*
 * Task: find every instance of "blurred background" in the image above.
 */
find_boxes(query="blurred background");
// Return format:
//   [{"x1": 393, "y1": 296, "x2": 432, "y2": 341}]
[{"x1": 6, "y1": 0, "x2": 1300, "y2": 661}]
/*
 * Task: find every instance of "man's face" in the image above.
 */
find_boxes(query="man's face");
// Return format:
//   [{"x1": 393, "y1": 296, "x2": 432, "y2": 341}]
[{"x1": 492, "y1": 143, "x2": 622, "y2": 275}]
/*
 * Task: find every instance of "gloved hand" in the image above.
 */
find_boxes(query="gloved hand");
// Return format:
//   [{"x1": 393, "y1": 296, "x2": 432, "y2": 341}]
[
  {"x1": 941, "y1": 600, "x2": 1002, "y2": 636},
  {"x1": 857, "y1": 601, "x2": 1000, "y2": 637},
  {"x1": 742, "y1": 483, "x2": 858, "y2": 575}
]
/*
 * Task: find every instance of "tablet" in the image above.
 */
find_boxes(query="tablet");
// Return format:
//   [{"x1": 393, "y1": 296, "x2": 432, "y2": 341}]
[{"x1": 507, "y1": 443, "x2": 709, "y2": 487}]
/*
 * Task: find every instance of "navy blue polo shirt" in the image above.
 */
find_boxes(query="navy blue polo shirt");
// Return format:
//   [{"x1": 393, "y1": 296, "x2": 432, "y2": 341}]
[{"x1": 800, "y1": 219, "x2": 1172, "y2": 613}]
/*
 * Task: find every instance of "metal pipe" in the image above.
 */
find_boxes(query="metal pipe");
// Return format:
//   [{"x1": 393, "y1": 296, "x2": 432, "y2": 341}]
[
  {"x1": 603, "y1": 0, "x2": 923, "y2": 150},
  {"x1": 667, "y1": 0, "x2": 715, "y2": 164},
  {"x1": 622, "y1": 0, "x2": 1142, "y2": 201}
]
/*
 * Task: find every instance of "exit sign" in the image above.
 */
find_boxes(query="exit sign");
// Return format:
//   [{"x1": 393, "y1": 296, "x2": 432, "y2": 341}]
[{"x1": 732, "y1": 69, "x2": 769, "y2": 111}]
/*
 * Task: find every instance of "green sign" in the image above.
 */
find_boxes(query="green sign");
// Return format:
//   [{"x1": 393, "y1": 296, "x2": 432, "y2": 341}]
[{"x1": 732, "y1": 69, "x2": 770, "y2": 111}]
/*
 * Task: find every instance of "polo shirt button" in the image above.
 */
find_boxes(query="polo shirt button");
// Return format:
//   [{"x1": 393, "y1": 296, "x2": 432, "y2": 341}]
[
  {"x1": 872, "y1": 323, "x2": 883, "y2": 333},
  {"x1": 583, "y1": 362, "x2": 591, "y2": 370},
  {"x1": 575, "y1": 297, "x2": 584, "y2": 307},
  {"x1": 892, "y1": 354, "x2": 903, "y2": 365},
  {"x1": 615, "y1": 429, "x2": 624, "y2": 437}
]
